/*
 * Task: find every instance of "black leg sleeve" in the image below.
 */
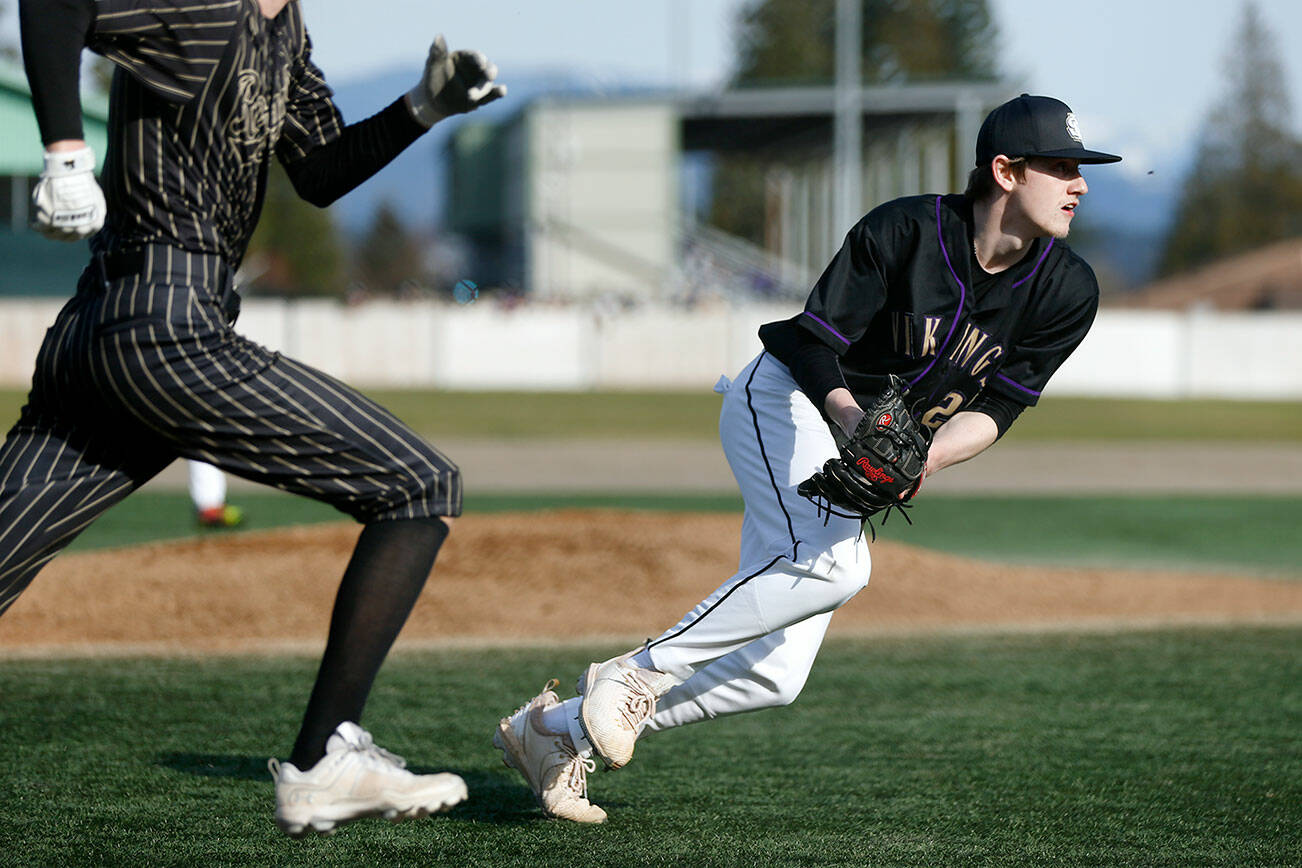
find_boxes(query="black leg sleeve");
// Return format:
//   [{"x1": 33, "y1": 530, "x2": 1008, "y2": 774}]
[{"x1": 288, "y1": 516, "x2": 450, "y2": 769}]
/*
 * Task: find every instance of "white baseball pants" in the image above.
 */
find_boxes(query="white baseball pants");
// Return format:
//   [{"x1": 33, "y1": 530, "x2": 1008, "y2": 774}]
[{"x1": 643, "y1": 352, "x2": 871, "y2": 733}]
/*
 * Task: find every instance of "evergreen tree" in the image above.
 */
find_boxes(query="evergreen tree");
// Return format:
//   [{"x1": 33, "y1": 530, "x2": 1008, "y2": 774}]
[
  {"x1": 0, "y1": 2, "x2": 18, "y2": 63},
  {"x1": 244, "y1": 161, "x2": 347, "y2": 298},
  {"x1": 1158, "y1": 1, "x2": 1302, "y2": 275},
  {"x1": 733, "y1": 0, "x2": 998, "y2": 87},
  {"x1": 713, "y1": 0, "x2": 1000, "y2": 242},
  {"x1": 355, "y1": 201, "x2": 430, "y2": 297}
]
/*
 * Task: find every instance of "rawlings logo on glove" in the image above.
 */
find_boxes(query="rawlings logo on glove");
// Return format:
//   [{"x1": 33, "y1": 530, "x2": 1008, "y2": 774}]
[
  {"x1": 855, "y1": 458, "x2": 895, "y2": 485},
  {"x1": 797, "y1": 374, "x2": 930, "y2": 525}
]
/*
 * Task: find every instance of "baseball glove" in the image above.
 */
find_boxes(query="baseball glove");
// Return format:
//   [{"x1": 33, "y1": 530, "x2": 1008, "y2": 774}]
[{"x1": 797, "y1": 375, "x2": 930, "y2": 526}]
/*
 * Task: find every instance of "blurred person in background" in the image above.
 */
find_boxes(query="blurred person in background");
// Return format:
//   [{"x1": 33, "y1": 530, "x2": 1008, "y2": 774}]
[{"x1": 190, "y1": 460, "x2": 244, "y2": 528}]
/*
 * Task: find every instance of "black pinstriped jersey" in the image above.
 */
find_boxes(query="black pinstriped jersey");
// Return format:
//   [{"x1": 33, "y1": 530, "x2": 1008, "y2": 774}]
[
  {"x1": 760, "y1": 193, "x2": 1099, "y2": 429},
  {"x1": 86, "y1": 0, "x2": 341, "y2": 264}
]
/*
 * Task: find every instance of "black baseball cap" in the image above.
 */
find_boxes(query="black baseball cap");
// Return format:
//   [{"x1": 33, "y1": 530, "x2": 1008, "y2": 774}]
[{"x1": 975, "y1": 94, "x2": 1121, "y2": 166}]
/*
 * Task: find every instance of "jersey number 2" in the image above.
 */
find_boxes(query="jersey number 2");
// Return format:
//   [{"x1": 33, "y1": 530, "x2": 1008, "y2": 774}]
[{"x1": 921, "y1": 392, "x2": 964, "y2": 430}]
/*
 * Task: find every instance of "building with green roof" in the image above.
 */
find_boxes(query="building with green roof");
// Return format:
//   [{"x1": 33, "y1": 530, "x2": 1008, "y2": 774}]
[{"x1": 0, "y1": 60, "x2": 109, "y2": 296}]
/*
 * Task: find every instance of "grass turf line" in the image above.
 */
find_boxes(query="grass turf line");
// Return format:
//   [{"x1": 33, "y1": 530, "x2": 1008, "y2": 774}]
[
  {"x1": 61, "y1": 490, "x2": 1302, "y2": 578},
  {"x1": 3, "y1": 388, "x2": 1302, "y2": 442},
  {"x1": 0, "y1": 627, "x2": 1296, "y2": 867}
]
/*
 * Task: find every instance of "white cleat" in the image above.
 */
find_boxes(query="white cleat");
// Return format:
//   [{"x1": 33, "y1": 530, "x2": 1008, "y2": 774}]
[
  {"x1": 493, "y1": 680, "x2": 607, "y2": 823},
  {"x1": 268, "y1": 721, "x2": 467, "y2": 838},
  {"x1": 577, "y1": 652, "x2": 675, "y2": 770}
]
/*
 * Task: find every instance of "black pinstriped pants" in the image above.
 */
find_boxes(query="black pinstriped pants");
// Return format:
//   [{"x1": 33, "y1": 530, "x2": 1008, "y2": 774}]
[{"x1": 0, "y1": 245, "x2": 460, "y2": 617}]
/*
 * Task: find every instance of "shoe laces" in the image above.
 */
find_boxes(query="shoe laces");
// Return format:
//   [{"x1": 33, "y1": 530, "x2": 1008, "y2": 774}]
[
  {"x1": 348, "y1": 730, "x2": 407, "y2": 770},
  {"x1": 617, "y1": 669, "x2": 657, "y2": 731},
  {"x1": 563, "y1": 748, "x2": 597, "y2": 800}
]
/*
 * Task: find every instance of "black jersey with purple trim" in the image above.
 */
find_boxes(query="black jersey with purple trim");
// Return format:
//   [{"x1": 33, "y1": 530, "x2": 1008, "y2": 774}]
[{"x1": 759, "y1": 193, "x2": 1099, "y2": 429}]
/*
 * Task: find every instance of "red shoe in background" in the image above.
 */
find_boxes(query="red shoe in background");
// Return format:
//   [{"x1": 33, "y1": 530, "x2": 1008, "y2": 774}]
[{"x1": 197, "y1": 504, "x2": 244, "y2": 528}]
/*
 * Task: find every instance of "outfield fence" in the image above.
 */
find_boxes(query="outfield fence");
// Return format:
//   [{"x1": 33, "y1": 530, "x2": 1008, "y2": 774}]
[{"x1": 2, "y1": 298, "x2": 1300, "y2": 398}]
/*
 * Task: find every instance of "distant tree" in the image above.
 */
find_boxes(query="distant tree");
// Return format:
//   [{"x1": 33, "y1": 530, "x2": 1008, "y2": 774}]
[
  {"x1": 0, "y1": 2, "x2": 16, "y2": 63},
  {"x1": 733, "y1": 0, "x2": 998, "y2": 87},
  {"x1": 244, "y1": 162, "x2": 347, "y2": 298},
  {"x1": 355, "y1": 201, "x2": 430, "y2": 297},
  {"x1": 713, "y1": 0, "x2": 1000, "y2": 242},
  {"x1": 1158, "y1": 1, "x2": 1302, "y2": 275}
]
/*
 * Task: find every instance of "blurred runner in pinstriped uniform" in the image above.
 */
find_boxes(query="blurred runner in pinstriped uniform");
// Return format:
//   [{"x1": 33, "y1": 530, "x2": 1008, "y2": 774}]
[{"x1": 8, "y1": 0, "x2": 503, "y2": 837}]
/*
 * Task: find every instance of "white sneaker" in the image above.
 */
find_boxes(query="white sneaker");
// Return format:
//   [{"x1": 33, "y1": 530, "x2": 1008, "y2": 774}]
[
  {"x1": 268, "y1": 722, "x2": 467, "y2": 838},
  {"x1": 493, "y1": 680, "x2": 607, "y2": 823},
  {"x1": 577, "y1": 651, "x2": 675, "y2": 770}
]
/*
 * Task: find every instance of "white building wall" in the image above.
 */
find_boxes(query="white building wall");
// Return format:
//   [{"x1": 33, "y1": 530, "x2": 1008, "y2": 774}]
[
  {"x1": 0, "y1": 299, "x2": 62, "y2": 386},
  {"x1": 1186, "y1": 311, "x2": 1302, "y2": 398},
  {"x1": 2, "y1": 300, "x2": 1301, "y2": 399},
  {"x1": 525, "y1": 101, "x2": 679, "y2": 302},
  {"x1": 1050, "y1": 310, "x2": 1189, "y2": 398}
]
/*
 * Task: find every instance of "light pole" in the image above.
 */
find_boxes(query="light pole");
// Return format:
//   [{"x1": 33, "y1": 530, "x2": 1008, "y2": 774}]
[{"x1": 833, "y1": 0, "x2": 862, "y2": 235}]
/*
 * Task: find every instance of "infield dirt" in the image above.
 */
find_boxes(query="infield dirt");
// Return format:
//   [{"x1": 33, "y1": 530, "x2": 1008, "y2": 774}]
[{"x1": 2, "y1": 510, "x2": 1299, "y2": 655}]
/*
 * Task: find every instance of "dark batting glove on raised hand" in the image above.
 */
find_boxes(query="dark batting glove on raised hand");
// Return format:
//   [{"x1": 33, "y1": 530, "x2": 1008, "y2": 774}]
[
  {"x1": 406, "y1": 34, "x2": 506, "y2": 128},
  {"x1": 32, "y1": 145, "x2": 106, "y2": 241}
]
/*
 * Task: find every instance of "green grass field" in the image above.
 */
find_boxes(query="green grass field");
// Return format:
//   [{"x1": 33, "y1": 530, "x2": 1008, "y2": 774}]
[
  {"x1": 0, "y1": 628, "x2": 1297, "y2": 867},
  {"x1": 3, "y1": 389, "x2": 1302, "y2": 442},
  {"x1": 2, "y1": 389, "x2": 1298, "y2": 864}
]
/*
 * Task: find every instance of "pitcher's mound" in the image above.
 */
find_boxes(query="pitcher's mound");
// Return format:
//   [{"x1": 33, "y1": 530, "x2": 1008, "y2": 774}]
[{"x1": 2, "y1": 510, "x2": 1299, "y2": 655}]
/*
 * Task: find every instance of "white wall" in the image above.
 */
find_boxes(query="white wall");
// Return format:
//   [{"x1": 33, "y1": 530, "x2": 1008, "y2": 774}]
[
  {"x1": 1051, "y1": 310, "x2": 1302, "y2": 399},
  {"x1": 2, "y1": 299, "x2": 1301, "y2": 399},
  {"x1": 525, "y1": 102, "x2": 679, "y2": 302}
]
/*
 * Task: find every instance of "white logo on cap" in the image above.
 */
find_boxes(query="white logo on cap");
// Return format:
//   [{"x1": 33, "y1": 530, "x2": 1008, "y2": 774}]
[{"x1": 1065, "y1": 112, "x2": 1083, "y2": 143}]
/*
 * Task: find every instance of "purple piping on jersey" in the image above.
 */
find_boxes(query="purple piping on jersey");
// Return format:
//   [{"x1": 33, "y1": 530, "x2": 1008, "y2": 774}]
[
  {"x1": 1010, "y1": 238, "x2": 1055, "y2": 288},
  {"x1": 906, "y1": 197, "x2": 968, "y2": 390},
  {"x1": 801, "y1": 311, "x2": 852, "y2": 346},
  {"x1": 996, "y1": 372, "x2": 1041, "y2": 397}
]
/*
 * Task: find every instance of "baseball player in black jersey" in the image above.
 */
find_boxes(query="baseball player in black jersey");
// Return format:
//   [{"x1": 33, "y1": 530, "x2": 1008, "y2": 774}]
[
  {"x1": 493, "y1": 94, "x2": 1121, "y2": 822},
  {"x1": 8, "y1": 0, "x2": 504, "y2": 837}
]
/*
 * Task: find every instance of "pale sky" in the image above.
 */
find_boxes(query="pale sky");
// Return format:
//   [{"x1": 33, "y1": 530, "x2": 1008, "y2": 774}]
[
  {"x1": 3, "y1": 0, "x2": 1300, "y2": 177},
  {"x1": 298, "y1": 0, "x2": 1302, "y2": 179}
]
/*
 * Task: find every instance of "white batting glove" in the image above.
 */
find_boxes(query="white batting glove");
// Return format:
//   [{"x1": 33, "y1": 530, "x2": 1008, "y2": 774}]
[
  {"x1": 32, "y1": 146, "x2": 106, "y2": 241},
  {"x1": 406, "y1": 34, "x2": 506, "y2": 128}
]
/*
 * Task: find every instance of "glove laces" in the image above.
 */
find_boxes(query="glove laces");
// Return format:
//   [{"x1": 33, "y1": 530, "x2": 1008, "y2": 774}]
[{"x1": 804, "y1": 494, "x2": 913, "y2": 540}]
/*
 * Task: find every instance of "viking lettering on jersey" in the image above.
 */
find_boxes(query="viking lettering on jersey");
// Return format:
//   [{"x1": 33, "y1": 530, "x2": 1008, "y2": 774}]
[
  {"x1": 946, "y1": 323, "x2": 1005, "y2": 379},
  {"x1": 890, "y1": 316, "x2": 1006, "y2": 383},
  {"x1": 921, "y1": 316, "x2": 943, "y2": 358},
  {"x1": 971, "y1": 344, "x2": 1003, "y2": 378},
  {"x1": 890, "y1": 312, "x2": 946, "y2": 360},
  {"x1": 947, "y1": 322, "x2": 987, "y2": 367}
]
